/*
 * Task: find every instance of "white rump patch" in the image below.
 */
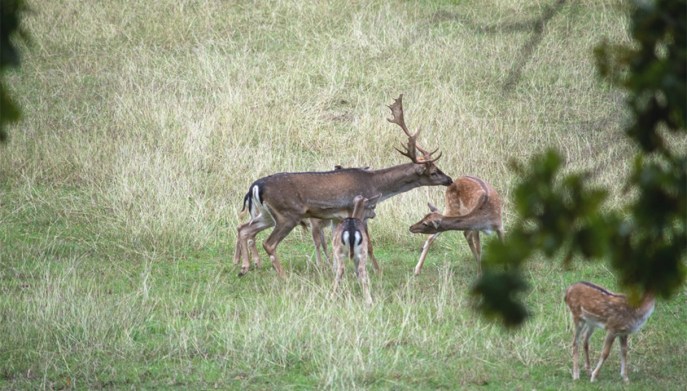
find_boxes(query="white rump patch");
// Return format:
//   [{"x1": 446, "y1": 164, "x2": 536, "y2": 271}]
[{"x1": 342, "y1": 231, "x2": 351, "y2": 247}]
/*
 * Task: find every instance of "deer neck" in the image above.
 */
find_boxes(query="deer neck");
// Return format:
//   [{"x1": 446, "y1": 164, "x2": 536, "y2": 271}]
[
  {"x1": 625, "y1": 291, "x2": 656, "y2": 333},
  {"x1": 636, "y1": 292, "x2": 656, "y2": 316},
  {"x1": 370, "y1": 163, "x2": 424, "y2": 200}
]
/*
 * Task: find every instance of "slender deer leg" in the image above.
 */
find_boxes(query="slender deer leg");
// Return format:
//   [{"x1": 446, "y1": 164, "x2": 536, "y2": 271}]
[
  {"x1": 464, "y1": 230, "x2": 482, "y2": 273},
  {"x1": 332, "y1": 248, "x2": 345, "y2": 297},
  {"x1": 364, "y1": 224, "x2": 382, "y2": 274},
  {"x1": 583, "y1": 326, "x2": 594, "y2": 375},
  {"x1": 262, "y1": 218, "x2": 299, "y2": 278},
  {"x1": 591, "y1": 332, "x2": 616, "y2": 382},
  {"x1": 414, "y1": 232, "x2": 442, "y2": 276},
  {"x1": 233, "y1": 236, "x2": 242, "y2": 265},
  {"x1": 247, "y1": 237, "x2": 262, "y2": 268},
  {"x1": 357, "y1": 250, "x2": 372, "y2": 306},
  {"x1": 236, "y1": 218, "x2": 273, "y2": 276},
  {"x1": 619, "y1": 335, "x2": 629, "y2": 382},
  {"x1": 310, "y1": 219, "x2": 330, "y2": 264},
  {"x1": 318, "y1": 225, "x2": 330, "y2": 263},
  {"x1": 572, "y1": 321, "x2": 582, "y2": 380}
]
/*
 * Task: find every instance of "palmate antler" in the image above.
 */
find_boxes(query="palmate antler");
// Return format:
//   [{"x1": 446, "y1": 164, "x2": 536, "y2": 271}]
[{"x1": 387, "y1": 94, "x2": 442, "y2": 164}]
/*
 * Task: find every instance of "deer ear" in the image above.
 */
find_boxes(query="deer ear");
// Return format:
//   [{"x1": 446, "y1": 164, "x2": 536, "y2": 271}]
[
  {"x1": 428, "y1": 202, "x2": 439, "y2": 212},
  {"x1": 431, "y1": 219, "x2": 440, "y2": 229},
  {"x1": 367, "y1": 193, "x2": 382, "y2": 207}
]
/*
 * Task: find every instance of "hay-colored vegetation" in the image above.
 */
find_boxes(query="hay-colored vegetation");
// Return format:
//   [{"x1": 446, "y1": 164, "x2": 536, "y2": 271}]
[{"x1": 1, "y1": 1, "x2": 684, "y2": 389}]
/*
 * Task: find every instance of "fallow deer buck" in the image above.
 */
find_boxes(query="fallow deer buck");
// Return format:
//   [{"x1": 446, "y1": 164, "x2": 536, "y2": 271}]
[
  {"x1": 409, "y1": 176, "x2": 504, "y2": 276},
  {"x1": 233, "y1": 95, "x2": 453, "y2": 277},
  {"x1": 331, "y1": 194, "x2": 380, "y2": 306},
  {"x1": 565, "y1": 281, "x2": 656, "y2": 383}
]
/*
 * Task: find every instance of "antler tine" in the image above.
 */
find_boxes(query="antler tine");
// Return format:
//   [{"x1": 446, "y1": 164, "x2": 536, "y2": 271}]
[
  {"x1": 410, "y1": 127, "x2": 432, "y2": 156},
  {"x1": 395, "y1": 139, "x2": 417, "y2": 162},
  {"x1": 423, "y1": 151, "x2": 443, "y2": 164},
  {"x1": 387, "y1": 94, "x2": 418, "y2": 139},
  {"x1": 387, "y1": 94, "x2": 441, "y2": 163}
]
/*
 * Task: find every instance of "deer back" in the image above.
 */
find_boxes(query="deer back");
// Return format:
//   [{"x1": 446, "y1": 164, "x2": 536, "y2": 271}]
[
  {"x1": 246, "y1": 164, "x2": 447, "y2": 222},
  {"x1": 565, "y1": 282, "x2": 656, "y2": 334},
  {"x1": 444, "y1": 176, "x2": 501, "y2": 218}
]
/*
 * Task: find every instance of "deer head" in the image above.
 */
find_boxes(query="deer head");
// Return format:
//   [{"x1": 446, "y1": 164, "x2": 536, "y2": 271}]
[{"x1": 409, "y1": 203, "x2": 443, "y2": 233}]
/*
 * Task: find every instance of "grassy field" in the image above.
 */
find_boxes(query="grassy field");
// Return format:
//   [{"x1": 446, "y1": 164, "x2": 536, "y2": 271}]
[{"x1": 1, "y1": 0, "x2": 685, "y2": 389}]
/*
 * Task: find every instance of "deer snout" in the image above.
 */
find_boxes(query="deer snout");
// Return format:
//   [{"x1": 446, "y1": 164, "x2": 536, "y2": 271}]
[{"x1": 409, "y1": 222, "x2": 430, "y2": 234}]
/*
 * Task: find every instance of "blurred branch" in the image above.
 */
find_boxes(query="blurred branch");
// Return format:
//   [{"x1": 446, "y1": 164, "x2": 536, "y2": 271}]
[
  {"x1": 1, "y1": 0, "x2": 28, "y2": 143},
  {"x1": 474, "y1": 0, "x2": 687, "y2": 327}
]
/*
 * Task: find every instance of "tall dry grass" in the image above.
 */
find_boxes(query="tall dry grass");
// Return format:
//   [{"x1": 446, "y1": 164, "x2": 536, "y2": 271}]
[
  {"x1": 4, "y1": 1, "x2": 682, "y2": 389},
  {"x1": 4, "y1": 0, "x2": 632, "y2": 250}
]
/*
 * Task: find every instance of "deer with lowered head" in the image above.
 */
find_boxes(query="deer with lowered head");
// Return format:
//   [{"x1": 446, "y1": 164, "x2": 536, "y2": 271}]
[
  {"x1": 331, "y1": 194, "x2": 380, "y2": 306},
  {"x1": 409, "y1": 175, "x2": 504, "y2": 275},
  {"x1": 564, "y1": 281, "x2": 656, "y2": 383},
  {"x1": 233, "y1": 95, "x2": 453, "y2": 277}
]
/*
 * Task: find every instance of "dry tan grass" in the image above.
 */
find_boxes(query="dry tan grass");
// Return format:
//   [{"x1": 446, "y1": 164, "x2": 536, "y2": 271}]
[{"x1": 6, "y1": 2, "x2": 682, "y2": 389}]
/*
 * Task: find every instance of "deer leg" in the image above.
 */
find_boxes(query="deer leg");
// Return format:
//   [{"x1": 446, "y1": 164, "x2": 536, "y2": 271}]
[
  {"x1": 262, "y1": 218, "x2": 298, "y2": 279},
  {"x1": 310, "y1": 219, "x2": 329, "y2": 264},
  {"x1": 236, "y1": 218, "x2": 272, "y2": 276},
  {"x1": 364, "y1": 224, "x2": 382, "y2": 275},
  {"x1": 464, "y1": 230, "x2": 482, "y2": 273},
  {"x1": 583, "y1": 326, "x2": 594, "y2": 375},
  {"x1": 233, "y1": 235, "x2": 243, "y2": 265},
  {"x1": 619, "y1": 335, "x2": 629, "y2": 382},
  {"x1": 414, "y1": 232, "x2": 441, "y2": 276},
  {"x1": 571, "y1": 321, "x2": 583, "y2": 380},
  {"x1": 357, "y1": 248, "x2": 372, "y2": 307},
  {"x1": 332, "y1": 247, "x2": 346, "y2": 298},
  {"x1": 247, "y1": 236, "x2": 261, "y2": 268},
  {"x1": 591, "y1": 332, "x2": 616, "y2": 382},
  {"x1": 318, "y1": 225, "x2": 330, "y2": 263}
]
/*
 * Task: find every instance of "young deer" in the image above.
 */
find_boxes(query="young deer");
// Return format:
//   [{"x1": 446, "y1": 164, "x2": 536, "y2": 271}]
[
  {"x1": 305, "y1": 165, "x2": 381, "y2": 273},
  {"x1": 409, "y1": 176, "x2": 504, "y2": 276},
  {"x1": 234, "y1": 95, "x2": 452, "y2": 277},
  {"x1": 307, "y1": 216, "x2": 381, "y2": 273},
  {"x1": 331, "y1": 194, "x2": 380, "y2": 306},
  {"x1": 564, "y1": 281, "x2": 656, "y2": 383}
]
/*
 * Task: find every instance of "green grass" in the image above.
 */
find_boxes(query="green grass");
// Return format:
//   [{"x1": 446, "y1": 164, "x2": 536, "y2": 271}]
[{"x1": 1, "y1": 0, "x2": 685, "y2": 389}]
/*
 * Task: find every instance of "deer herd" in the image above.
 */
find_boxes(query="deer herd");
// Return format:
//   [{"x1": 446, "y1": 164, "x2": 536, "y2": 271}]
[{"x1": 233, "y1": 95, "x2": 656, "y2": 383}]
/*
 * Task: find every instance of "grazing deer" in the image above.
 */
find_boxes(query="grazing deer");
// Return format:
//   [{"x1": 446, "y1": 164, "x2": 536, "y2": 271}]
[
  {"x1": 331, "y1": 194, "x2": 380, "y2": 306},
  {"x1": 564, "y1": 281, "x2": 656, "y2": 383},
  {"x1": 233, "y1": 95, "x2": 453, "y2": 277},
  {"x1": 409, "y1": 176, "x2": 504, "y2": 276}
]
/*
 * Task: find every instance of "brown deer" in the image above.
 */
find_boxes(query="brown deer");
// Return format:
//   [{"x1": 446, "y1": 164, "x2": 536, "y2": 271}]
[
  {"x1": 564, "y1": 281, "x2": 656, "y2": 383},
  {"x1": 305, "y1": 165, "x2": 381, "y2": 273},
  {"x1": 331, "y1": 194, "x2": 380, "y2": 306},
  {"x1": 234, "y1": 95, "x2": 453, "y2": 277},
  {"x1": 409, "y1": 176, "x2": 504, "y2": 276}
]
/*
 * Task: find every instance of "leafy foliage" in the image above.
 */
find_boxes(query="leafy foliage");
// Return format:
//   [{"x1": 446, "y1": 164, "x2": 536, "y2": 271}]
[
  {"x1": 0, "y1": 0, "x2": 28, "y2": 143},
  {"x1": 474, "y1": 0, "x2": 687, "y2": 327}
]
